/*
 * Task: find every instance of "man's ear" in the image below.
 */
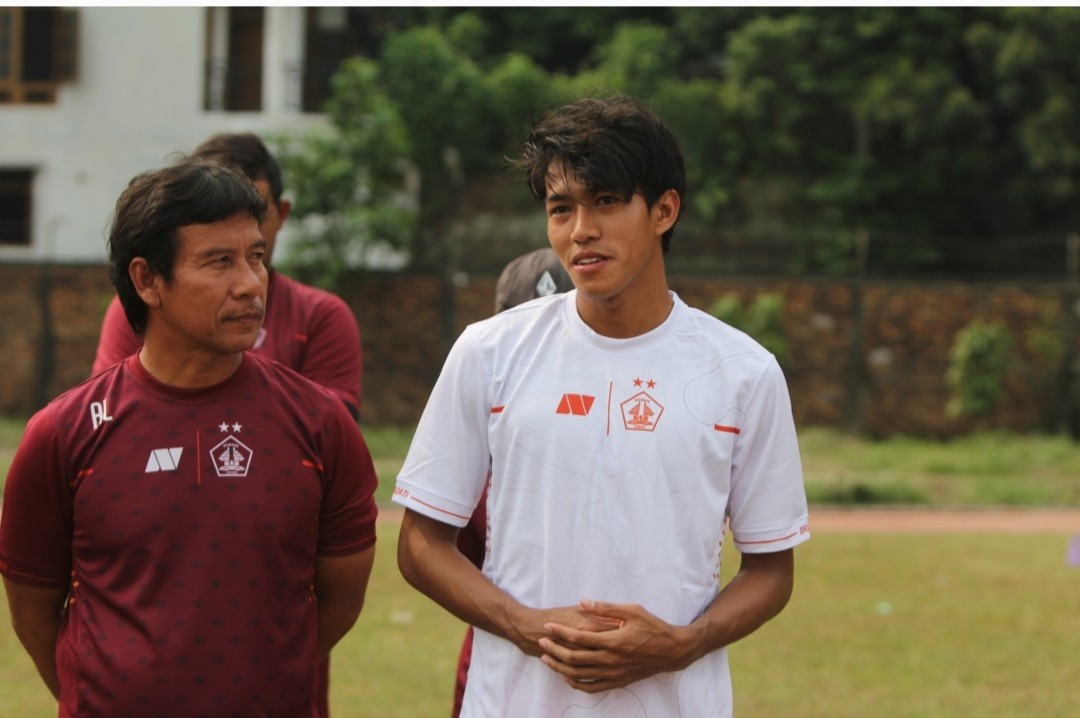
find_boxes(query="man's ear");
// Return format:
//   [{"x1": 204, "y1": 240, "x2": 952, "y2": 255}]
[
  {"x1": 129, "y1": 258, "x2": 162, "y2": 308},
  {"x1": 276, "y1": 197, "x2": 293, "y2": 224},
  {"x1": 653, "y1": 189, "x2": 681, "y2": 237}
]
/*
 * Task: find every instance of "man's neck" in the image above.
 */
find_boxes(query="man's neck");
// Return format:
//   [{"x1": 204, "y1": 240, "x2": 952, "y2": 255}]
[
  {"x1": 138, "y1": 343, "x2": 245, "y2": 389},
  {"x1": 575, "y1": 286, "x2": 674, "y2": 339}
]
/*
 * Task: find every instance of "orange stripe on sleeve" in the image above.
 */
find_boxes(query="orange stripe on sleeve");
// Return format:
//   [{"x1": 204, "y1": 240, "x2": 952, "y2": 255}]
[
  {"x1": 733, "y1": 530, "x2": 800, "y2": 546},
  {"x1": 411, "y1": 496, "x2": 471, "y2": 521},
  {"x1": 714, "y1": 424, "x2": 741, "y2": 434}
]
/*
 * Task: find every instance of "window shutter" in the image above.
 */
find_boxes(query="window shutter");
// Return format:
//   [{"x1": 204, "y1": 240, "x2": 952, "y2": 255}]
[{"x1": 55, "y1": 8, "x2": 77, "y2": 83}]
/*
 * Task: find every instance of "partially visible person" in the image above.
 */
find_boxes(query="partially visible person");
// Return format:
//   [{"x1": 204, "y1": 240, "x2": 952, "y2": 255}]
[
  {"x1": 492, "y1": 247, "x2": 575, "y2": 314},
  {"x1": 452, "y1": 247, "x2": 572, "y2": 717},
  {"x1": 92, "y1": 132, "x2": 363, "y2": 419},
  {"x1": 396, "y1": 95, "x2": 809, "y2": 716},
  {"x1": 1, "y1": 158, "x2": 378, "y2": 717}
]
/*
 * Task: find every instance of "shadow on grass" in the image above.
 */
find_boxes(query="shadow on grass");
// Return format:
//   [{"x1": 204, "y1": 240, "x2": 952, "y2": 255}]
[{"x1": 807, "y1": 482, "x2": 930, "y2": 505}]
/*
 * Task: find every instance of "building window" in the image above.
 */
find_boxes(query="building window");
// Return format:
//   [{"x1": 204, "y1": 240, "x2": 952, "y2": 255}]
[
  {"x1": 0, "y1": 8, "x2": 78, "y2": 105},
  {"x1": 204, "y1": 7, "x2": 264, "y2": 112},
  {"x1": 297, "y1": 7, "x2": 381, "y2": 113},
  {"x1": 0, "y1": 170, "x2": 33, "y2": 247}
]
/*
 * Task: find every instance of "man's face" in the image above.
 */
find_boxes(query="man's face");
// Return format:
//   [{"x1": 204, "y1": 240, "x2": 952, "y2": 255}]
[
  {"x1": 151, "y1": 212, "x2": 268, "y2": 357},
  {"x1": 544, "y1": 163, "x2": 677, "y2": 309},
  {"x1": 251, "y1": 178, "x2": 291, "y2": 268}
]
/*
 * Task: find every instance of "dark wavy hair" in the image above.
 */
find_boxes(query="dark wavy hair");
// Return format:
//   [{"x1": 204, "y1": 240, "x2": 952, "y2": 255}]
[
  {"x1": 106, "y1": 157, "x2": 266, "y2": 334},
  {"x1": 516, "y1": 94, "x2": 686, "y2": 252},
  {"x1": 194, "y1": 132, "x2": 284, "y2": 203}
]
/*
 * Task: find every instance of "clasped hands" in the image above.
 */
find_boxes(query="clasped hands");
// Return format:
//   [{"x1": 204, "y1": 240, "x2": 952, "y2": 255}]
[{"x1": 522, "y1": 598, "x2": 702, "y2": 693}]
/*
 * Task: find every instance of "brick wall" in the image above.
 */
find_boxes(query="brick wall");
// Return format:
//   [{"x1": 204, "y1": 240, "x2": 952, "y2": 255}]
[{"x1": 2, "y1": 263, "x2": 1074, "y2": 437}]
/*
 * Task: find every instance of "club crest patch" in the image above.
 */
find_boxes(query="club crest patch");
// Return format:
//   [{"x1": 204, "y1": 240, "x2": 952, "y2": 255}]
[
  {"x1": 211, "y1": 424, "x2": 252, "y2": 477},
  {"x1": 621, "y1": 391, "x2": 664, "y2": 432}
]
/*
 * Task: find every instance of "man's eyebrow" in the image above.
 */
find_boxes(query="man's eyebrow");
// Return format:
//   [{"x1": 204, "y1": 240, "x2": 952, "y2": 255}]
[
  {"x1": 544, "y1": 191, "x2": 570, "y2": 204},
  {"x1": 195, "y1": 238, "x2": 267, "y2": 258}
]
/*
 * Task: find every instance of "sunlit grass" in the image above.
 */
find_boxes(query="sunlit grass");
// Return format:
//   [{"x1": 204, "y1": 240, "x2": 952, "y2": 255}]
[
  {"x1": 798, "y1": 427, "x2": 1080, "y2": 506},
  {"x1": 2, "y1": 417, "x2": 1080, "y2": 716}
]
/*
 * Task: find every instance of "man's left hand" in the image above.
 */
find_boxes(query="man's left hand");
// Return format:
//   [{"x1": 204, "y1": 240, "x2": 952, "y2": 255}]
[{"x1": 537, "y1": 598, "x2": 703, "y2": 692}]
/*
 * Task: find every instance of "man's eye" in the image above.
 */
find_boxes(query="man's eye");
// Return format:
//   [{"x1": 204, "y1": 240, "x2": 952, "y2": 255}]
[
  {"x1": 596, "y1": 195, "x2": 618, "y2": 206},
  {"x1": 548, "y1": 205, "x2": 569, "y2": 216}
]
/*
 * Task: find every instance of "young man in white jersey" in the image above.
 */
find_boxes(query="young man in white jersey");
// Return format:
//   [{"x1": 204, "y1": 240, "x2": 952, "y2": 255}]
[{"x1": 394, "y1": 95, "x2": 809, "y2": 716}]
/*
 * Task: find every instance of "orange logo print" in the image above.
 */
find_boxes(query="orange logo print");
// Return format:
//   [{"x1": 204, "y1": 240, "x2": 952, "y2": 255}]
[
  {"x1": 621, "y1": 391, "x2": 664, "y2": 431},
  {"x1": 556, "y1": 394, "x2": 595, "y2": 416}
]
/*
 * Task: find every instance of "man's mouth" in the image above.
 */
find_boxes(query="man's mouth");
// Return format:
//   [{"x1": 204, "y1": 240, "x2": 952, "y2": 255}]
[
  {"x1": 229, "y1": 310, "x2": 264, "y2": 322},
  {"x1": 574, "y1": 254, "x2": 608, "y2": 267}
]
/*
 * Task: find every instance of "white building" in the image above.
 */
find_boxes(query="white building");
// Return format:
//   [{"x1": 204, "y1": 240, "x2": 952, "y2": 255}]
[{"x1": 0, "y1": 6, "x2": 373, "y2": 263}]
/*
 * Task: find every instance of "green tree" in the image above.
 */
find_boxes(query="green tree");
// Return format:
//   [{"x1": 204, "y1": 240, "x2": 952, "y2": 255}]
[
  {"x1": 274, "y1": 58, "x2": 415, "y2": 287},
  {"x1": 277, "y1": 7, "x2": 1080, "y2": 279},
  {"x1": 712, "y1": 8, "x2": 1080, "y2": 269}
]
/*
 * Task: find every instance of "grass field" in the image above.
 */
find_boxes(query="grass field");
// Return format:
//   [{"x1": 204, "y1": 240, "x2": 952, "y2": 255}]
[{"x1": 2, "y1": 418, "x2": 1079, "y2": 716}]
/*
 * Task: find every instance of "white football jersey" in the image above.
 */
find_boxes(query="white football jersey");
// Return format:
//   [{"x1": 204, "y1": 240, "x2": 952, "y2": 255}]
[{"x1": 395, "y1": 291, "x2": 809, "y2": 717}]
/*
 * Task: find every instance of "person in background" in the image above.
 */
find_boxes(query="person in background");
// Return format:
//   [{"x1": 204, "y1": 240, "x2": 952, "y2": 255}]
[
  {"x1": 1, "y1": 158, "x2": 378, "y2": 717},
  {"x1": 395, "y1": 95, "x2": 809, "y2": 716},
  {"x1": 91, "y1": 132, "x2": 362, "y2": 716},
  {"x1": 451, "y1": 246, "x2": 573, "y2": 717}
]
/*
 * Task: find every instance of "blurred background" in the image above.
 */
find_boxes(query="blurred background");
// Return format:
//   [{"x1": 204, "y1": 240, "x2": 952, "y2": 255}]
[
  {"x1": 2, "y1": 9, "x2": 1079, "y2": 717},
  {"x1": 2, "y1": 6, "x2": 1079, "y2": 437}
]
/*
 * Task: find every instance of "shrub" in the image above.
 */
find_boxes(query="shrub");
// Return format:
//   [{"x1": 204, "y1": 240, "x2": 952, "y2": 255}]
[
  {"x1": 708, "y1": 291, "x2": 789, "y2": 365},
  {"x1": 946, "y1": 319, "x2": 1013, "y2": 418}
]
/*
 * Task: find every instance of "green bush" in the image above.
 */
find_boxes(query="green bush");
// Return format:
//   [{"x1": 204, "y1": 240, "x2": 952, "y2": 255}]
[
  {"x1": 708, "y1": 292, "x2": 789, "y2": 365},
  {"x1": 946, "y1": 319, "x2": 1013, "y2": 418}
]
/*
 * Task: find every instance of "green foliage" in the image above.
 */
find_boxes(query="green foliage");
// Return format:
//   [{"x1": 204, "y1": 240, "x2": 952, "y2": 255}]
[
  {"x1": 277, "y1": 8, "x2": 1080, "y2": 277},
  {"x1": 708, "y1": 292, "x2": 789, "y2": 364},
  {"x1": 592, "y1": 22, "x2": 679, "y2": 98},
  {"x1": 797, "y1": 426, "x2": 1080, "y2": 506},
  {"x1": 946, "y1": 320, "x2": 1014, "y2": 418},
  {"x1": 273, "y1": 58, "x2": 416, "y2": 288}
]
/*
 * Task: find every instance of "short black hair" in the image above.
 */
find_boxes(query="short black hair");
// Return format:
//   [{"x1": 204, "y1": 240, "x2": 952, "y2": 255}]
[
  {"x1": 194, "y1": 132, "x2": 284, "y2": 204},
  {"x1": 107, "y1": 157, "x2": 266, "y2": 334},
  {"x1": 517, "y1": 94, "x2": 686, "y2": 252}
]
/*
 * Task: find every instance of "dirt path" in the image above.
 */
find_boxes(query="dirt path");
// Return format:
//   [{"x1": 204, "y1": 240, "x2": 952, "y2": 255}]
[
  {"x1": 809, "y1": 506, "x2": 1080, "y2": 533},
  {"x1": 377, "y1": 504, "x2": 1080, "y2": 533}
]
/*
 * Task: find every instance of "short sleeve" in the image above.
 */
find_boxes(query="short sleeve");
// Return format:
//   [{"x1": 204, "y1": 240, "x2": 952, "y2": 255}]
[
  {"x1": 298, "y1": 295, "x2": 362, "y2": 418},
  {"x1": 727, "y1": 359, "x2": 810, "y2": 553},
  {"x1": 393, "y1": 328, "x2": 492, "y2": 527},
  {"x1": 316, "y1": 400, "x2": 379, "y2": 557},
  {"x1": 0, "y1": 409, "x2": 74, "y2": 588}
]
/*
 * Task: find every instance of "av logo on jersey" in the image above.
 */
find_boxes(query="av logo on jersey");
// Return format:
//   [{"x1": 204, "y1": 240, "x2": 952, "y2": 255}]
[
  {"x1": 210, "y1": 421, "x2": 252, "y2": 477},
  {"x1": 145, "y1": 447, "x2": 183, "y2": 472},
  {"x1": 556, "y1": 393, "x2": 595, "y2": 416},
  {"x1": 620, "y1": 378, "x2": 663, "y2": 431}
]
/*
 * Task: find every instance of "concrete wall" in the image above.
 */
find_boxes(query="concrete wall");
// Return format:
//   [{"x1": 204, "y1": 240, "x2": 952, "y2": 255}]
[{"x1": 1, "y1": 263, "x2": 1073, "y2": 438}]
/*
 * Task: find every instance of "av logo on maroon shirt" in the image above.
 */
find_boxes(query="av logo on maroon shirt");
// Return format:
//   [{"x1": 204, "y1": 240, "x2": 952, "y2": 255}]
[
  {"x1": 145, "y1": 447, "x2": 183, "y2": 472},
  {"x1": 211, "y1": 421, "x2": 252, "y2": 477}
]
